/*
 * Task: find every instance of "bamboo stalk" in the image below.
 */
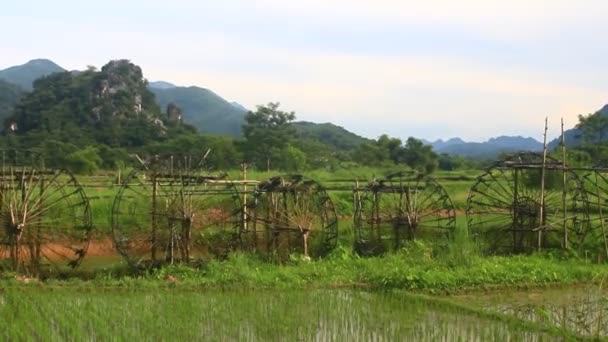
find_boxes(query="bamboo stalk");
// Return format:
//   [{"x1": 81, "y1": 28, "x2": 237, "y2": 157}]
[
  {"x1": 513, "y1": 168, "x2": 519, "y2": 252},
  {"x1": 538, "y1": 117, "x2": 548, "y2": 252},
  {"x1": 561, "y1": 118, "x2": 568, "y2": 250},
  {"x1": 242, "y1": 162, "x2": 248, "y2": 233},
  {"x1": 594, "y1": 172, "x2": 608, "y2": 260}
]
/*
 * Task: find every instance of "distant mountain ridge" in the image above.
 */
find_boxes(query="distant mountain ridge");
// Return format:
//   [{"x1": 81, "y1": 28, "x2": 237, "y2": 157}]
[
  {"x1": 0, "y1": 59, "x2": 65, "y2": 89},
  {"x1": 427, "y1": 135, "x2": 543, "y2": 158},
  {"x1": 428, "y1": 138, "x2": 466, "y2": 150},
  {"x1": 148, "y1": 81, "x2": 176, "y2": 89}
]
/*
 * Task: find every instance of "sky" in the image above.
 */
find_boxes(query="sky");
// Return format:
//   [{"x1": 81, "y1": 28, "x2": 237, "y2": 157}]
[{"x1": 1, "y1": 0, "x2": 608, "y2": 142}]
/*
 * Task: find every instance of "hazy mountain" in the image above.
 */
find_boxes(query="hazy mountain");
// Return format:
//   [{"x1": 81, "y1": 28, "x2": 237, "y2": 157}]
[
  {"x1": 230, "y1": 101, "x2": 248, "y2": 111},
  {"x1": 148, "y1": 81, "x2": 176, "y2": 89},
  {"x1": 292, "y1": 121, "x2": 371, "y2": 150},
  {"x1": 430, "y1": 138, "x2": 466, "y2": 150},
  {"x1": 429, "y1": 135, "x2": 542, "y2": 159},
  {"x1": 150, "y1": 86, "x2": 247, "y2": 136},
  {"x1": 0, "y1": 59, "x2": 65, "y2": 89},
  {"x1": 486, "y1": 136, "x2": 543, "y2": 150}
]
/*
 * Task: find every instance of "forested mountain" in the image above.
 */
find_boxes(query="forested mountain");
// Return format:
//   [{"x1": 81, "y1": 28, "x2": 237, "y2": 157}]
[
  {"x1": 292, "y1": 121, "x2": 371, "y2": 150},
  {"x1": 0, "y1": 59, "x2": 64, "y2": 89},
  {"x1": 0, "y1": 80, "x2": 25, "y2": 122},
  {"x1": 547, "y1": 104, "x2": 608, "y2": 149},
  {"x1": 150, "y1": 86, "x2": 246, "y2": 137},
  {"x1": 0, "y1": 60, "x2": 249, "y2": 137},
  {"x1": 6, "y1": 60, "x2": 192, "y2": 151}
]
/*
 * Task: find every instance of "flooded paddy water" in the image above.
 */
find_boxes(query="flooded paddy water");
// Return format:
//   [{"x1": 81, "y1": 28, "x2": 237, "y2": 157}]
[
  {"x1": 452, "y1": 284, "x2": 608, "y2": 340},
  {"x1": 3, "y1": 285, "x2": 604, "y2": 340}
]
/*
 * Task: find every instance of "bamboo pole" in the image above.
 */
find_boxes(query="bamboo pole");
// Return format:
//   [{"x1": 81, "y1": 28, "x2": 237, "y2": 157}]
[
  {"x1": 513, "y1": 168, "x2": 519, "y2": 252},
  {"x1": 538, "y1": 117, "x2": 548, "y2": 252},
  {"x1": 242, "y1": 162, "x2": 248, "y2": 233},
  {"x1": 151, "y1": 174, "x2": 158, "y2": 262},
  {"x1": 561, "y1": 118, "x2": 568, "y2": 250},
  {"x1": 594, "y1": 172, "x2": 608, "y2": 260}
]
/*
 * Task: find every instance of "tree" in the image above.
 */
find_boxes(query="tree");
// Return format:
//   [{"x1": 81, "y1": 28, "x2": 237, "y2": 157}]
[
  {"x1": 377, "y1": 134, "x2": 406, "y2": 164},
  {"x1": 64, "y1": 146, "x2": 103, "y2": 174},
  {"x1": 271, "y1": 144, "x2": 307, "y2": 172},
  {"x1": 576, "y1": 111, "x2": 608, "y2": 162},
  {"x1": 352, "y1": 142, "x2": 390, "y2": 166},
  {"x1": 402, "y1": 137, "x2": 438, "y2": 173},
  {"x1": 241, "y1": 102, "x2": 296, "y2": 171},
  {"x1": 577, "y1": 112, "x2": 608, "y2": 145}
]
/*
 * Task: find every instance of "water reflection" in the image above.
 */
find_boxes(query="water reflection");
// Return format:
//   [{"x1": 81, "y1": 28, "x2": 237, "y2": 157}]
[
  {"x1": 184, "y1": 290, "x2": 552, "y2": 341},
  {"x1": 454, "y1": 285, "x2": 608, "y2": 339}
]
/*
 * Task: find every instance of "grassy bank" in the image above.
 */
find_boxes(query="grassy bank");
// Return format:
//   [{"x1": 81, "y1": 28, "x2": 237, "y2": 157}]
[{"x1": 4, "y1": 243, "x2": 606, "y2": 293}]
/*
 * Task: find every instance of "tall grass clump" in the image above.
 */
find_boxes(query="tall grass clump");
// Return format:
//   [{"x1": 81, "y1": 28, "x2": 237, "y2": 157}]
[{"x1": 438, "y1": 224, "x2": 480, "y2": 268}]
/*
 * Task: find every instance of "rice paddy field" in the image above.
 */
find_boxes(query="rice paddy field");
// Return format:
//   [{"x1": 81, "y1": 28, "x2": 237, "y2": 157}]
[{"x1": 1, "y1": 286, "x2": 603, "y2": 341}]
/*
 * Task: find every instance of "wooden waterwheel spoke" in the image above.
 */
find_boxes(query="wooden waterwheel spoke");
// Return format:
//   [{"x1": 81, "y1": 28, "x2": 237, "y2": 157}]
[
  {"x1": 112, "y1": 154, "x2": 241, "y2": 267},
  {"x1": 0, "y1": 150, "x2": 92, "y2": 272},
  {"x1": 354, "y1": 172, "x2": 456, "y2": 255},
  {"x1": 470, "y1": 188, "x2": 515, "y2": 208},
  {"x1": 467, "y1": 152, "x2": 590, "y2": 254},
  {"x1": 486, "y1": 169, "x2": 516, "y2": 201},
  {"x1": 245, "y1": 175, "x2": 337, "y2": 259},
  {"x1": 18, "y1": 189, "x2": 83, "y2": 224}
]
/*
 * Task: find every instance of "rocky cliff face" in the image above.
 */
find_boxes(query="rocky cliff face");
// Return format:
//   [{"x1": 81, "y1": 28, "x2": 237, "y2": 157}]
[
  {"x1": 7, "y1": 59, "x2": 169, "y2": 144},
  {"x1": 88, "y1": 60, "x2": 165, "y2": 130}
]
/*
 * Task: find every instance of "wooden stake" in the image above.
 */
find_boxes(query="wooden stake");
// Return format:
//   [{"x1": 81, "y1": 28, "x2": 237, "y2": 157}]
[{"x1": 538, "y1": 117, "x2": 548, "y2": 252}]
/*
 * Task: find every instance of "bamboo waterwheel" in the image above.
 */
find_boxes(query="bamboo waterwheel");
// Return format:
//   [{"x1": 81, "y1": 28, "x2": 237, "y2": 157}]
[
  {"x1": 581, "y1": 170, "x2": 608, "y2": 256},
  {"x1": 241, "y1": 175, "x2": 338, "y2": 259},
  {"x1": 354, "y1": 171, "x2": 456, "y2": 256},
  {"x1": 0, "y1": 150, "x2": 92, "y2": 273},
  {"x1": 112, "y1": 155, "x2": 241, "y2": 267},
  {"x1": 467, "y1": 152, "x2": 589, "y2": 254}
]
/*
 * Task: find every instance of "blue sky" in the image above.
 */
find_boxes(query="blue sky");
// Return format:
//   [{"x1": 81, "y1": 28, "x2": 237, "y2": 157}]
[{"x1": 2, "y1": 0, "x2": 607, "y2": 141}]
